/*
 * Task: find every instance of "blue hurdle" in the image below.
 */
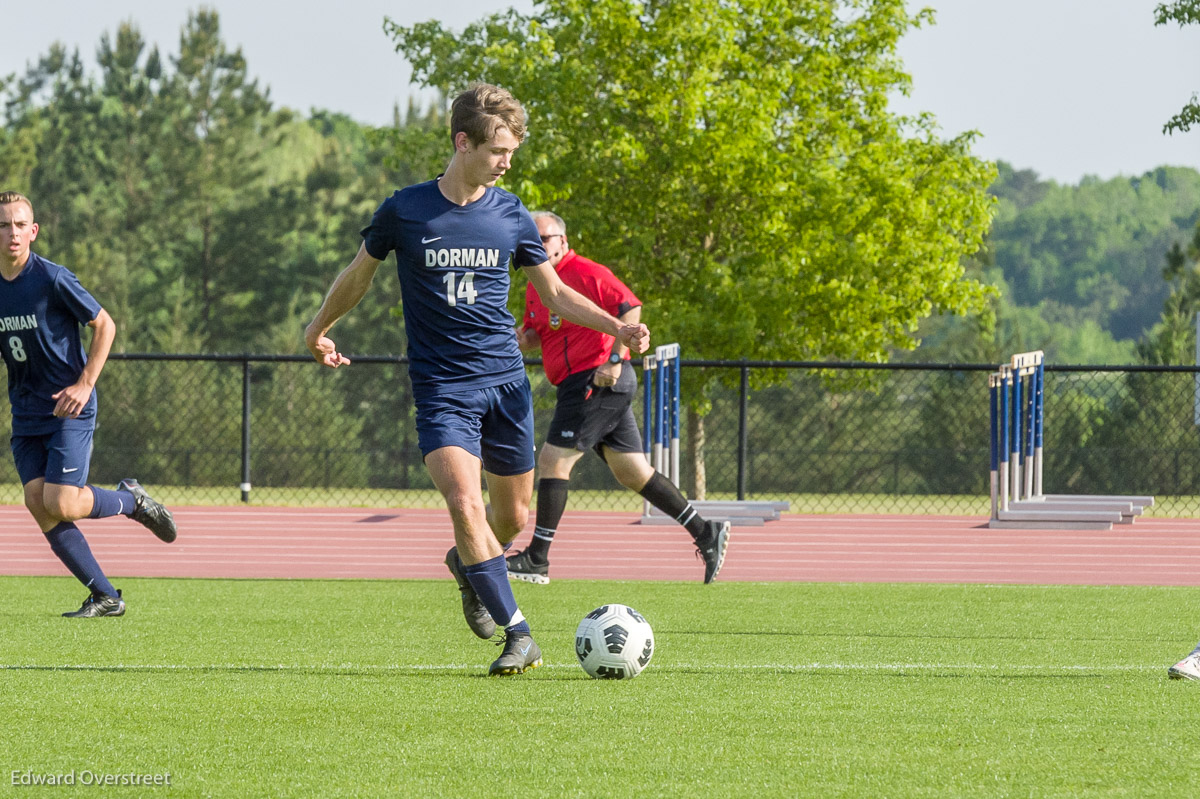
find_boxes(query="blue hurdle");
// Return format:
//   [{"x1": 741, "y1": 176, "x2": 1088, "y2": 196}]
[
  {"x1": 640, "y1": 343, "x2": 789, "y2": 527},
  {"x1": 988, "y1": 351, "x2": 1153, "y2": 529}
]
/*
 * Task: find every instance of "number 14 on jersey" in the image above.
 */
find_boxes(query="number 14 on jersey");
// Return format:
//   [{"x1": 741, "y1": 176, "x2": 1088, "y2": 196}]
[{"x1": 443, "y1": 271, "x2": 477, "y2": 306}]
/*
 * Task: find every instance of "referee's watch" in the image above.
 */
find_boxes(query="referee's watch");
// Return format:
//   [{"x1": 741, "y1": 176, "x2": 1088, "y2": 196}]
[{"x1": 608, "y1": 353, "x2": 623, "y2": 365}]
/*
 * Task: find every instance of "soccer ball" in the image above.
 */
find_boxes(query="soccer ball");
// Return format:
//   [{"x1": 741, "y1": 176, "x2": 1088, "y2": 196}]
[{"x1": 574, "y1": 604, "x2": 654, "y2": 679}]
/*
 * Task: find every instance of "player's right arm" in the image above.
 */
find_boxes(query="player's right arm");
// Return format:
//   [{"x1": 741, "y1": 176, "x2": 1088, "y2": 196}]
[
  {"x1": 52, "y1": 308, "x2": 116, "y2": 419},
  {"x1": 305, "y1": 243, "x2": 382, "y2": 368}
]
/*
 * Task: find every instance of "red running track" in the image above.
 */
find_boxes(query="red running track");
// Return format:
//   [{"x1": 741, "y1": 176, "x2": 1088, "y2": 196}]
[{"x1": 2, "y1": 505, "x2": 1200, "y2": 586}]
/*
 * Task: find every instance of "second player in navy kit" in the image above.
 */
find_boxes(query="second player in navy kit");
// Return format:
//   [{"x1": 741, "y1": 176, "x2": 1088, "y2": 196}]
[
  {"x1": 305, "y1": 84, "x2": 649, "y2": 676},
  {"x1": 0, "y1": 191, "x2": 177, "y2": 617}
]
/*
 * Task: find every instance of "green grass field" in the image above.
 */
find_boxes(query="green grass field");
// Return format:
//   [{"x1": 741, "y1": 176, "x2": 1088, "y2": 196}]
[{"x1": 5, "y1": 576, "x2": 1200, "y2": 797}]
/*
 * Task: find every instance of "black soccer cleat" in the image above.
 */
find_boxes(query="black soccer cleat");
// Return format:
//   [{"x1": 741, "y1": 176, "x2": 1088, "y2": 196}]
[
  {"x1": 118, "y1": 479, "x2": 177, "y2": 543},
  {"x1": 488, "y1": 631, "x2": 543, "y2": 676},
  {"x1": 444, "y1": 547, "x2": 497, "y2": 639},
  {"x1": 506, "y1": 548, "x2": 550, "y2": 585},
  {"x1": 696, "y1": 520, "x2": 731, "y2": 584},
  {"x1": 63, "y1": 590, "x2": 125, "y2": 618}
]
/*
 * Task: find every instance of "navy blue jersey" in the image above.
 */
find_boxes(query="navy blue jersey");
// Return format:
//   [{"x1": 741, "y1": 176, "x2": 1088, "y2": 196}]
[
  {"x1": 362, "y1": 180, "x2": 549, "y2": 399},
  {"x1": 0, "y1": 253, "x2": 102, "y2": 433}
]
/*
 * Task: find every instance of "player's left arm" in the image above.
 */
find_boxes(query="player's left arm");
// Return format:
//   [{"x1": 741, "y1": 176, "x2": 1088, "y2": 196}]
[
  {"x1": 52, "y1": 308, "x2": 115, "y2": 418},
  {"x1": 524, "y1": 262, "x2": 650, "y2": 353}
]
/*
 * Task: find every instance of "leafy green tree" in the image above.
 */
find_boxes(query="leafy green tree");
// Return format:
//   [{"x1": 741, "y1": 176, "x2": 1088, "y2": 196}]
[
  {"x1": 157, "y1": 10, "x2": 281, "y2": 342},
  {"x1": 1156, "y1": 1, "x2": 1200, "y2": 134},
  {"x1": 384, "y1": 0, "x2": 995, "y2": 495},
  {"x1": 1138, "y1": 221, "x2": 1200, "y2": 364},
  {"x1": 386, "y1": 0, "x2": 992, "y2": 363}
]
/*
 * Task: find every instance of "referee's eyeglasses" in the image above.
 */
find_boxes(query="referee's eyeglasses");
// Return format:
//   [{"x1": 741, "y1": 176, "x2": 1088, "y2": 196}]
[{"x1": 540, "y1": 233, "x2": 564, "y2": 242}]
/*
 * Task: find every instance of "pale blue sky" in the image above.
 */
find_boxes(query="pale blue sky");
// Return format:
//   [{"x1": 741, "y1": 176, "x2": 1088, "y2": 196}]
[{"x1": 4, "y1": 0, "x2": 1197, "y2": 184}]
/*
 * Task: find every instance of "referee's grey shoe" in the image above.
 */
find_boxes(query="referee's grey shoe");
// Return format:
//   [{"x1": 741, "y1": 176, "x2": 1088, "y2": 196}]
[
  {"x1": 506, "y1": 549, "x2": 550, "y2": 585},
  {"x1": 118, "y1": 479, "x2": 177, "y2": 543},
  {"x1": 697, "y1": 520, "x2": 731, "y2": 584},
  {"x1": 444, "y1": 547, "x2": 497, "y2": 639},
  {"x1": 1169, "y1": 653, "x2": 1200, "y2": 681},
  {"x1": 63, "y1": 590, "x2": 125, "y2": 618}
]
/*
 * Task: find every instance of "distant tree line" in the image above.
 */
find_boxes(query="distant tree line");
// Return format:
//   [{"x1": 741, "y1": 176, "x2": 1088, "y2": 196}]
[{"x1": 905, "y1": 164, "x2": 1200, "y2": 366}]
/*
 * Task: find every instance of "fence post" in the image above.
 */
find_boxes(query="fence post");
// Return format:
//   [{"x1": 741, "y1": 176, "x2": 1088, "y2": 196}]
[
  {"x1": 738, "y1": 362, "x2": 749, "y2": 501},
  {"x1": 1194, "y1": 311, "x2": 1199, "y2": 426},
  {"x1": 241, "y1": 358, "x2": 251, "y2": 503}
]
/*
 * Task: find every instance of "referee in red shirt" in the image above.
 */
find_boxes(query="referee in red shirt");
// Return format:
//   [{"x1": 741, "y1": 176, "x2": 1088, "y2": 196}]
[{"x1": 508, "y1": 211, "x2": 730, "y2": 584}]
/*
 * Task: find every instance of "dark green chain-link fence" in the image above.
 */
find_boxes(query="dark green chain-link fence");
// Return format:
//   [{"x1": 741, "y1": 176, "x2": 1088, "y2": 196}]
[{"x1": 2, "y1": 356, "x2": 1198, "y2": 515}]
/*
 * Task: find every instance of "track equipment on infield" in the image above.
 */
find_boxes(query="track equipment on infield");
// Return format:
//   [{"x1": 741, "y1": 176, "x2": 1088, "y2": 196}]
[
  {"x1": 988, "y1": 351, "x2": 1153, "y2": 530},
  {"x1": 575, "y1": 603, "x2": 655, "y2": 679},
  {"x1": 640, "y1": 343, "x2": 789, "y2": 527}
]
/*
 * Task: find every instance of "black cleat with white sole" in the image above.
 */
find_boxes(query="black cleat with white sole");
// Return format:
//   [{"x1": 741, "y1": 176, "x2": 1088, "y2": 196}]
[{"x1": 118, "y1": 479, "x2": 177, "y2": 543}]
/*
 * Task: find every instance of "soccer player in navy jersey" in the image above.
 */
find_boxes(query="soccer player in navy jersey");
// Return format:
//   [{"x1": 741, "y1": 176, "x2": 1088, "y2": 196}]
[
  {"x1": 305, "y1": 84, "x2": 649, "y2": 676},
  {"x1": 506, "y1": 211, "x2": 730, "y2": 586},
  {"x1": 0, "y1": 192, "x2": 177, "y2": 618}
]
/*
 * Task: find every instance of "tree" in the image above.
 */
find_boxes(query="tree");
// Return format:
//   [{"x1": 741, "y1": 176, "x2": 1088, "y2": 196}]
[
  {"x1": 1138, "y1": 221, "x2": 1200, "y2": 364},
  {"x1": 1155, "y1": 1, "x2": 1200, "y2": 134},
  {"x1": 384, "y1": 0, "x2": 995, "y2": 496},
  {"x1": 158, "y1": 10, "x2": 282, "y2": 342}
]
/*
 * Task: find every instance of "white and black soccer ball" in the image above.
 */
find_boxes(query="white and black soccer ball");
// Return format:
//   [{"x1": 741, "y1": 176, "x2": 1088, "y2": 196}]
[{"x1": 574, "y1": 604, "x2": 654, "y2": 679}]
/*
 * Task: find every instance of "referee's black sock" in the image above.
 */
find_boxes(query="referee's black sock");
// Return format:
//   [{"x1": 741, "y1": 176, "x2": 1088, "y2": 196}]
[
  {"x1": 639, "y1": 472, "x2": 709, "y2": 542},
  {"x1": 529, "y1": 478, "x2": 569, "y2": 563}
]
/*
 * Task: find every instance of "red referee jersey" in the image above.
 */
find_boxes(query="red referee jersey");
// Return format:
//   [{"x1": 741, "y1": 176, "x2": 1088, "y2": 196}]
[{"x1": 523, "y1": 250, "x2": 641, "y2": 385}]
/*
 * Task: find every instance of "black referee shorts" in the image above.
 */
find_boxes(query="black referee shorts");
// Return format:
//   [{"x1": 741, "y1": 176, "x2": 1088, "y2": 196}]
[{"x1": 545, "y1": 365, "x2": 644, "y2": 456}]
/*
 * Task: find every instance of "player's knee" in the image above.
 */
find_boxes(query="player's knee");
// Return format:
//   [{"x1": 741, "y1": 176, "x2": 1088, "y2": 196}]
[
  {"x1": 609, "y1": 456, "x2": 653, "y2": 491},
  {"x1": 443, "y1": 491, "x2": 486, "y2": 528},
  {"x1": 617, "y1": 471, "x2": 648, "y2": 492},
  {"x1": 491, "y1": 506, "x2": 528, "y2": 541},
  {"x1": 23, "y1": 492, "x2": 47, "y2": 519},
  {"x1": 39, "y1": 494, "x2": 71, "y2": 521},
  {"x1": 41, "y1": 487, "x2": 87, "y2": 522}
]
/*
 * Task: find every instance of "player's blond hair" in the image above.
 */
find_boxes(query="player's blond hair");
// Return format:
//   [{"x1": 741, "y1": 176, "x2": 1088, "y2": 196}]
[
  {"x1": 450, "y1": 83, "x2": 527, "y2": 146},
  {"x1": 0, "y1": 191, "x2": 33, "y2": 217}
]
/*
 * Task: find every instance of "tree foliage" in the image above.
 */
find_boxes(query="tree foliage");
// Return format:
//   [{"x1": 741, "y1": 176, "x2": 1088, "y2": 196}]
[
  {"x1": 1155, "y1": 0, "x2": 1200, "y2": 134},
  {"x1": 1139, "y1": 220, "x2": 1200, "y2": 364},
  {"x1": 909, "y1": 163, "x2": 1200, "y2": 365},
  {"x1": 384, "y1": 0, "x2": 996, "y2": 380}
]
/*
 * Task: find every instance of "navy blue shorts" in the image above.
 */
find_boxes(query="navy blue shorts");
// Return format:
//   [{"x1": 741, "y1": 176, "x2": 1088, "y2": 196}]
[
  {"x1": 11, "y1": 428, "x2": 94, "y2": 487},
  {"x1": 415, "y1": 377, "x2": 536, "y2": 476}
]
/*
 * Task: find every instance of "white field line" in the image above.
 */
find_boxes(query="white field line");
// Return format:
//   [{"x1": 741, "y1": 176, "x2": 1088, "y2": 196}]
[{"x1": 0, "y1": 661, "x2": 1163, "y2": 674}]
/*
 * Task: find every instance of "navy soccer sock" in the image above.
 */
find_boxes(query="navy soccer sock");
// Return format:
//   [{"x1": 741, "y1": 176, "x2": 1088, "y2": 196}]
[
  {"x1": 462, "y1": 554, "x2": 531, "y2": 635},
  {"x1": 87, "y1": 485, "x2": 137, "y2": 519},
  {"x1": 43, "y1": 522, "x2": 118, "y2": 597}
]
